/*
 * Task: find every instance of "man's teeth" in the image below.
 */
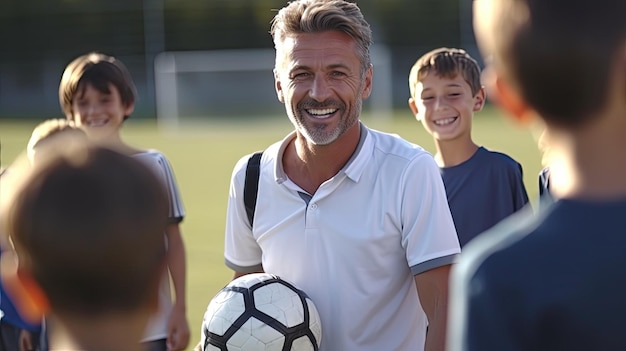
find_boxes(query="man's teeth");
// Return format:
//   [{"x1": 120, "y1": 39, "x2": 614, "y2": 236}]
[
  {"x1": 307, "y1": 108, "x2": 337, "y2": 116},
  {"x1": 434, "y1": 117, "x2": 457, "y2": 126}
]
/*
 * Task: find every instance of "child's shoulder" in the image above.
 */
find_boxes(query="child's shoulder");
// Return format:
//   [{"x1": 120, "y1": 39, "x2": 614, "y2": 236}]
[
  {"x1": 132, "y1": 148, "x2": 166, "y2": 157},
  {"x1": 478, "y1": 147, "x2": 522, "y2": 168},
  {"x1": 131, "y1": 149, "x2": 174, "y2": 168}
]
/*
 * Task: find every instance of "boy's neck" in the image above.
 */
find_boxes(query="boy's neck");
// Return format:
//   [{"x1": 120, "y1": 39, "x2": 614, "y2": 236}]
[
  {"x1": 47, "y1": 313, "x2": 149, "y2": 351},
  {"x1": 434, "y1": 138, "x2": 479, "y2": 168},
  {"x1": 550, "y1": 110, "x2": 626, "y2": 200}
]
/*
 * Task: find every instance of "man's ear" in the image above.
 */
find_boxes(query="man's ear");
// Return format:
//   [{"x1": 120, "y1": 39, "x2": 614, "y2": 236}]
[
  {"x1": 0, "y1": 251, "x2": 49, "y2": 323},
  {"x1": 274, "y1": 69, "x2": 284, "y2": 104},
  {"x1": 361, "y1": 65, "x2": 374, "y2": 100}
]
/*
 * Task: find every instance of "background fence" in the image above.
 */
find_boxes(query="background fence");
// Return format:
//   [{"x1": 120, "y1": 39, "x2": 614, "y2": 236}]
[{"x1": 0, "y1": 0, "x2": 477, "y2": 119}]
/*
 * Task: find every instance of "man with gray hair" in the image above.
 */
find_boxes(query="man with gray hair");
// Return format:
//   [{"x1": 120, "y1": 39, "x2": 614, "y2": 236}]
[{"x1": 222, "y1": 1, "x2": 460, "y2": 350}]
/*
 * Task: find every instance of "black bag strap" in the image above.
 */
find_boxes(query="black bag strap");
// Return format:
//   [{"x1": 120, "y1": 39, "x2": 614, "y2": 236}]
[{"x1": 243, "y1": 151, "x2": 263, "y2": 227}]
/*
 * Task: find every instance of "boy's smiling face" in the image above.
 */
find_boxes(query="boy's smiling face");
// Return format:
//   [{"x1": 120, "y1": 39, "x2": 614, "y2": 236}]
[
  {"x1": 70, "y1": 83, "x2": 134, "y2": 141},
  {"x1": 410, "y1": 72, "x2": 485, "y2": 142}
]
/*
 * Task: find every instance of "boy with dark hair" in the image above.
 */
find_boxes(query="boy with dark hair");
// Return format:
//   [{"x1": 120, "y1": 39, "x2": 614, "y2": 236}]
[
  {"x1": 0, "y1": 141, "x2": 169, "y2": 351},
  {"x1": 408, "y1": 47, "x2": 528, "y2": 247},
  {"x1": 59, "y1": 52, "x2": 189, "y2": 351},
  {"x1": 448, "y1": 0, "x2": 626, "y2": 349}
]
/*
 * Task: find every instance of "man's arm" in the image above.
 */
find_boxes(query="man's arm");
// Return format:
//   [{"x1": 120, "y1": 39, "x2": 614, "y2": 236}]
[{"x1": 415, "y1": 264, "x2": 452, "y2": 351}]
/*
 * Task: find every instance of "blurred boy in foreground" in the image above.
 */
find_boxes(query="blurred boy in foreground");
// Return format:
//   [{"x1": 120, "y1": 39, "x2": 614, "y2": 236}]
[
  {"x1": 1, "y1": 138, "x2": 169, "y2": 351},
  {"x1": 448, "y1": 0, "x2": 626, "y2": 349}
]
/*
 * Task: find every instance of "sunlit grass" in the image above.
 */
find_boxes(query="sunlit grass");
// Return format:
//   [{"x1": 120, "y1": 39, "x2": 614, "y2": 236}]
[{"x1": 0, "y1": 107, "x2": 541, "y2": 350}]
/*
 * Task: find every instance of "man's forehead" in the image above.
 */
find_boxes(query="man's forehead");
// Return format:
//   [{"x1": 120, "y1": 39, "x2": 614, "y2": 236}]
[
  {"x1": 280, "y1": 31, "x2": 355, "y2": 51},
  {"x1": 276, "y1": 31, "x2": 358, "y2": 67}
]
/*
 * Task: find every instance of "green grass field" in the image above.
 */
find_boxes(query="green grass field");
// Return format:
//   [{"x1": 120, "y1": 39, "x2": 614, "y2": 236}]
[{"x1": 0, "y1": 107, "x2": 542, "y2": 349}]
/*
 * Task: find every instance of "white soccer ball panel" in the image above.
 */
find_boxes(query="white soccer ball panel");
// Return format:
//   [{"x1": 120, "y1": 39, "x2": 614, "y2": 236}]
[
  {"x1": 204, "y1": 290, "x2": 246, "y2": 336},
  {"x1": 291, "y1": 336, "x2": 316, "y2": 351},
  {"x1": 227, "y1": 317, "x2": 285, "y2": 351},
  {"x1": 254, "y1": 283, "x2": 305, "y2": 327},
  {"x1": 204, "y1": 345, "x2": 220, "y2": 351},
  {"x1": 306, "y1": 298, "x2": 322, "y2": 347}
]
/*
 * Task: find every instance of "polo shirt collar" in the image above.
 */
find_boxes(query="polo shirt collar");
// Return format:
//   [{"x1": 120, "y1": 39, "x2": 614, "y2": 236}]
[
  {"x1": 342, "y1": 122, "x2": 371, "y2": 182},
  {"x1": 274, "y1": 122, "x2": 373, "y2": 184}
]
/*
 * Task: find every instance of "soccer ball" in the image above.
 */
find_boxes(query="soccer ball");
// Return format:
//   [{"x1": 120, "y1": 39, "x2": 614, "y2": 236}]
[{"x1": 200, "y1": 273, "x2": 322, "y2": 351}]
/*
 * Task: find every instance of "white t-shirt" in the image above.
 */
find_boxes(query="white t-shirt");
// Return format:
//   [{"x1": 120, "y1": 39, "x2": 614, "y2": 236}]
[
  {"x1": 225, "y1": 124, "x2": 460, "y2": 350},
  {"x1": 133, "y1": 150, "x2": 185, "y2": 342}
]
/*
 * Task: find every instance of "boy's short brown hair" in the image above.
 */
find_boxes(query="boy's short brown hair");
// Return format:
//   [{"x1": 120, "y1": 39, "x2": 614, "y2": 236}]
[
  {"x1": 59, "y1": 52, "x2": 137, "y2": 120},
  {"x1": 409, "y1": 48, "x2": 482, "y2": 99},
  {"x1": 2, "y1": 142, "x2": 168, "y2": 316}
]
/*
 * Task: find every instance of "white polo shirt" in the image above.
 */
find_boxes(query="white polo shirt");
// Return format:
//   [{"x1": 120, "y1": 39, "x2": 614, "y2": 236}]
[
  {"x1": 225, "y1": 124, "x2": 460, "y2": 351},
  {"x1": 134, "y1": 150, "x2": 185, "y2": 343}
]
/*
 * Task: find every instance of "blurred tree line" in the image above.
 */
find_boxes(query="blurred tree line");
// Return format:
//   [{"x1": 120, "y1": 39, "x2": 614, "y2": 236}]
[{"x1": 0, "y1": 0, "x2": 463, "y2": 62}]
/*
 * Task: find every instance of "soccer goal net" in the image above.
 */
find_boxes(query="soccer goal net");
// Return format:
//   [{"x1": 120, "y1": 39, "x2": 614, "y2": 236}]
[{"x1": 154, "y1": 46, "x2": 392, "y2": 129}]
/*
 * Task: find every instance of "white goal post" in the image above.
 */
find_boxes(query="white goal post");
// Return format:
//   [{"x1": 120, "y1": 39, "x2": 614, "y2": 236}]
[{"x1": 154, "y1": 46, "x2": 393, "y2": 129}]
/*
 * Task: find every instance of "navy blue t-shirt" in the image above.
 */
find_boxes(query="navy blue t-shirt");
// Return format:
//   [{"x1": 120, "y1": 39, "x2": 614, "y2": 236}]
[
  {"x1": 452, "y1": 198, "x2": 626, "y2": 350},
  {"x1": 440, "y1": 147, "x2": 529, "y2": 247}
]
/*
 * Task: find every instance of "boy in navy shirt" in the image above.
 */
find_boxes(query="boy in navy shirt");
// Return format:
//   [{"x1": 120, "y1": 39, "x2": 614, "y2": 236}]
[{"x1": 408, "y1": 48, "x2": 528, "y2": 247}]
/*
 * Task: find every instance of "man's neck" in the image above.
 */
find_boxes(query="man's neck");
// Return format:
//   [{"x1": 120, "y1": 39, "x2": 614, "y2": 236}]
[{"x1": 284, "y1": 123, "x2": 361, "y2": 194}]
